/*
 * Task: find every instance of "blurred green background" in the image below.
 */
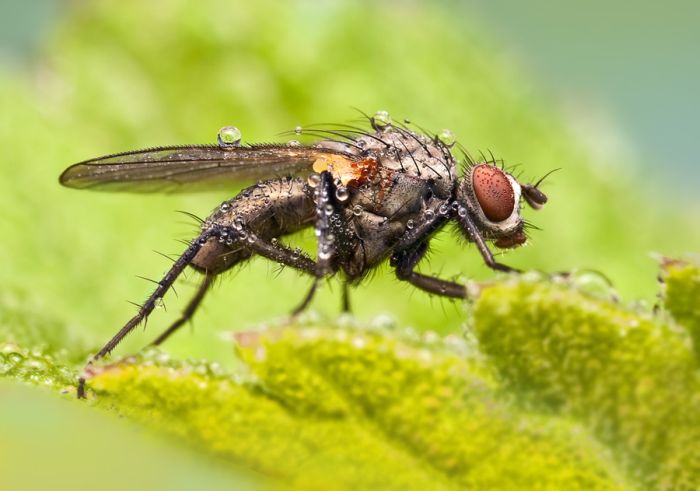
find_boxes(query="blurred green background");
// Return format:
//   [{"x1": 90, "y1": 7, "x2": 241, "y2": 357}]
[
  {"x1": 0, "y1": 0, "x2": 698, "y2": 360},
  {"x1": 1, "y1": 0, "x2": 698, "y2": 489}
]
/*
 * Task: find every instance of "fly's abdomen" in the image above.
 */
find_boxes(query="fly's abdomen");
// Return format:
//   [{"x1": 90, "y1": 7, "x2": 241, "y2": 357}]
[{"x1": 191, "y1": 176, "x2": 315, "y2": 273}]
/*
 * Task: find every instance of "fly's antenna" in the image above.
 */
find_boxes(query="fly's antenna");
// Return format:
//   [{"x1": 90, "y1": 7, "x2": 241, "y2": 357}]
[{"x1": 533, "y1": 167, "x2": 562, "y2": 189}]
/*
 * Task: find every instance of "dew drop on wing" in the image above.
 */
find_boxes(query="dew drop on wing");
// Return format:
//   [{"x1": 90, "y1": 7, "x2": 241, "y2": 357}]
[
  {"x1": 424, "y1": 209, "x2": 435, "y2": 220},
  {"x1": 352, "y1": 205, "x2": 363, "y2": 216},
  {"x1": 406, "y1": 219, "x2": 415, "y2": 230},
  {"x1": 217, "y1": 125, "x2": 242, "y2": 147},
  {"x1": 294, "y1": 125, "x2": 303, "y2": 135}
]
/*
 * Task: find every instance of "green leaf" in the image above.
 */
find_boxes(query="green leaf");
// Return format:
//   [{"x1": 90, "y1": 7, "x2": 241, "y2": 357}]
[
  {"x1": 661, "y1": 258, "x2": 700, "y2": 360},
  {"x1": 86, "y1": 326, "x2": 628, "y2": 490},
  {"x1": 472, "y1": 274, "x2": 700, "y2": 489}
]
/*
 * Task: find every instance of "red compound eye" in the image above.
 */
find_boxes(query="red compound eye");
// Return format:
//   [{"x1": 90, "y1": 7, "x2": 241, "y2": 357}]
[{"x1": 471, "y1": 165, "x2": 515, "y2": 222}]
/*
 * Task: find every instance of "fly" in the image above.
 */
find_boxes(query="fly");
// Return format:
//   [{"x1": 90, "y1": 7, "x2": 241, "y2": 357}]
[{"x1": 60, "y1": 110, "x2": 551, "y2": 397}]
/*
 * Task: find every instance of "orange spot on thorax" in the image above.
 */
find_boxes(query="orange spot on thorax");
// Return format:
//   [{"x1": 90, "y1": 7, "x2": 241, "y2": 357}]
[{"x1": 313, "y1": 155, "x2": 378, "y2": 187}]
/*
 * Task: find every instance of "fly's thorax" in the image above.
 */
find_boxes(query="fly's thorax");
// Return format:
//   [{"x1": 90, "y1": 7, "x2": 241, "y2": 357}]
[
  {"x1": 354, "y1": 127, "x2": 456, "y2": 199},
  {"x1": 457, "y1": 164, "x2": 524, "y2": 238},
  {"x1": 349, "y1": 168, "x2": 430, "y2": 220}
]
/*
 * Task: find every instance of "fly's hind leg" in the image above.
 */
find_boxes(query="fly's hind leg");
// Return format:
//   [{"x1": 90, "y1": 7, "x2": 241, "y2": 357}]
[
  {"x1": 78, "y1": 228, "x2": 221, "y2": 398},
  {"x1": 78, "y1": 225, "x2": 319, "y2": 398},
  {"x1": 391, "y1": 241, "x2": 467, "y2": 298},
  {"x1": 292, "y1": 170, "x2": 339, "y2": 315},
  {"x1": 149, "y1": 273, "x2": 215, "y2": 346}
]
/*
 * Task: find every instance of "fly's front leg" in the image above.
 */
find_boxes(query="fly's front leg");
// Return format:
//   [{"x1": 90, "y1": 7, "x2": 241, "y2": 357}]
[
  {"x1": 292, "y1": 171, "x2": 339, "y2": 314},
  {"x1": 391, "y1": 241, "x2": 467, "y2": 298},
  {"x1": 457, "y1": 211, "x2": 520, "y2": 273}
]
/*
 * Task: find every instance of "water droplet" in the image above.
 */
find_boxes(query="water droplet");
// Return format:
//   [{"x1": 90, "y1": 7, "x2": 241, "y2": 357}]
[
  {"x1": 219, "y1": 202, "x2": 230, "y2": 212},
  {"x1": 352, "y1": 205, "x2": 363, "y2": 216},
  {"x1": 372, "y1": 110, "x2": 392, "y2": 129},
  {"x1": 294, "y1": 125, "x2": 303, "y2": 135},
  {"x1": 287, "y1": 139, "x2": 300, "y2": 146},
  {"x1": 406, "y1": 219, "x2": 414, "y2": 230},
  {"x1": 325, "y1": 204, "x2": 334, "y2": 215},
  {"x1": 319, "y1": 247, "x2": 332, "y2": 260},
  {"x1": 437, "y1": 128, "x2": 455, "y2": 147},
  {"x1": 457, "y1": 206, "x2": 468, "y2": 218},
  {"x1": 308, "y1": 173, "x2": 321, "y2": 188},
  {"x1": 570, "y1": 270, "x2": 618, "y2": 300},
  {"x1": 271, "y1": 238, "x2": 278, "y2": 246},
  {"x1": 451, "y1": 201, "x2": 459, "y2": 210},
  {"x1": 424, "y1": 209, "x2": 435, "y2": 220},
  {"x1": 154, "y1": 297, "x2": 165, "y2": 309},
  {"x1": 217, "y1": 126, "x2": 242, "y2": 147},
  {"x1": 335, "y1": 187, "x2": 349, "y2": 202},
  {"x1": 439, "y1": 203, "x2": 450, "y2": 215}
]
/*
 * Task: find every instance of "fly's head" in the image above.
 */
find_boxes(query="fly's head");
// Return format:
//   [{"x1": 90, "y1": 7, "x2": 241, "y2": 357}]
[{"x1": 455, "y1": 163, "x2": 549, "y2": 249}]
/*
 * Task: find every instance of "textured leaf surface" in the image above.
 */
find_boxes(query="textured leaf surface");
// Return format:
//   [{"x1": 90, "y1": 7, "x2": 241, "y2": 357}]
[
  {"x1": 87, "y1": 325, "x2": 626, "y2": 490},
  {"x1": 473, "y1": 275, "x2": 700, "y2": 489},
  {"x1": 662, "y1": 258, "x2": 700, "y2": 360}
]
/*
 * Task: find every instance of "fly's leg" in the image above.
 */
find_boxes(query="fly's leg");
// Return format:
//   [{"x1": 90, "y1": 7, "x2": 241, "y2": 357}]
[
  {"x1": 77, "y1": 228, "x2": 219, "y2": 398},
  {"x1": 150, "y1": 227, "x2": 319, "y2": 346},
  {"x1": 78, "y1": 225, "x2": 318, "y2": 398},
  {"x1": 391, "y1": 241, "x2": 467, "y2": 298},
  {"x1": 292, "y1": 171, "x2": 338, "y2": 315},
  {"x1": 341, "y1": 282, "x2": 351, "y2": 313},
  {"x1": 149, "y1": 273, "x2": 215, "y2": 346},
  {"x1": 457, "y1": 212, "x2": 521, "y2": 273}
]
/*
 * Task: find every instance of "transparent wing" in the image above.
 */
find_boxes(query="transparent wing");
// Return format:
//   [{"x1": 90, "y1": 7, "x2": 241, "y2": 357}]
[{"x1": 59, "y1": 143, "x2": 357, "y2": 192}]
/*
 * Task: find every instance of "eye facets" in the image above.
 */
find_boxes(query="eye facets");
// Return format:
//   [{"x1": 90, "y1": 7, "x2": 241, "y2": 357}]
[{"x1": 471, "y1": 165, "x2": 515, "y2": 222}]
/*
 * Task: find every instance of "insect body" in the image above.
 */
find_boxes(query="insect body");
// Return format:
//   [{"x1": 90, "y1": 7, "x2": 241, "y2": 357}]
[{"x1": 60, "y1": 112, "x2": 549, "y2": 397}]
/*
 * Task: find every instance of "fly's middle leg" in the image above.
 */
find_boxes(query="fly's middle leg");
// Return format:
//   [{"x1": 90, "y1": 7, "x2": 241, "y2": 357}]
[{"x1": 391, "y1": 241, "x2": 467, "y2": 298}]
